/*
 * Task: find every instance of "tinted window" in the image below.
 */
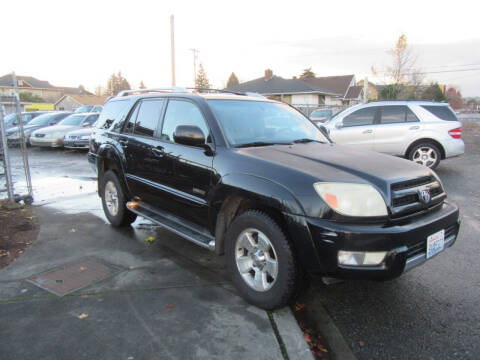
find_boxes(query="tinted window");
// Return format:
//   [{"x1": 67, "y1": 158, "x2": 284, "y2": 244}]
[
  {"x1": 123, "y1": 103, "x2": 139, "y2": 134},
  {"x1": 161, "y1": 100, "x2": 209, "y2": 142},
  {"x1": 28, "y1": 113, "x2": 68, "y2": 126},
  {"x1": 97, "y1": 100, "x2": 130, "y2": 130},
  {"x1": 422, "y1": 105, "x2": 458, "y2": 121},
  {"x1": 134, "y1": 99, "x2": 164, "y2": 137},
  {"x1": 343, "y1": 107, "x2": 376, "y2": 127},
  {"x1": 379, "y1": 106, "x2": 406, "y2": 124},
  {"x1": 406, "y1": 108, "x2": 419, "y2": 122}
]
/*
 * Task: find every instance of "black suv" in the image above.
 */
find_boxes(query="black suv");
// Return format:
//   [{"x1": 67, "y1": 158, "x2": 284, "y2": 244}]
[{"x1": 88, "y1": 88, "x2": 460, "y2": 310}]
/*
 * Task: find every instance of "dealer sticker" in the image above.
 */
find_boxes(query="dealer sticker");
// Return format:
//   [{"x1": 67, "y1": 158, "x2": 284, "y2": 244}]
[{"x1": 426, "y1": 229, "x2": 445, "y2": 259}]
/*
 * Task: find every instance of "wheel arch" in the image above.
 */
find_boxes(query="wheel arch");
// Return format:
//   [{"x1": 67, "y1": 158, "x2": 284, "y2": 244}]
[
  {"x1": 405, "y1": 138, "x2": 446, "y2": 160},
  {"x1": 97, "y1": 144, "x2": 130, "y2": 197}
]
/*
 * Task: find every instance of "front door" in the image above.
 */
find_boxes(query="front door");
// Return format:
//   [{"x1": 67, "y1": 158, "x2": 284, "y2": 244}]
[
  {"x1": 329, "y1": 106, "x2": 377, "y2": 150},
  {"x1": 157, "y1": 99, "x2": 214, "y2": 227}
]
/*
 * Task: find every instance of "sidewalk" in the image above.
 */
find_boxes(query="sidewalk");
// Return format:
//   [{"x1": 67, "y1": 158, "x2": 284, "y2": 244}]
[{"x1": 0, "y1": 192, "x2": 312, "y2": 360}]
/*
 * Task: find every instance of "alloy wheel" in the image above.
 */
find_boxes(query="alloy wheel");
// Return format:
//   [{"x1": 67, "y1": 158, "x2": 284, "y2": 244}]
[
  {"x1": 104, "y1": 181, "x2": 119, "y2": 216},
  {"x1": 412, "y1": 146, "x2": 437, "y2": 167}
]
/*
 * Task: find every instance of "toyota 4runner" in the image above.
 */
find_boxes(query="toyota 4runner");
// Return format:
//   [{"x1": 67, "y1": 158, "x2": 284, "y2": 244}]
[{"x1": 88, "y1": 88, "x2": 460, "y2": 310}]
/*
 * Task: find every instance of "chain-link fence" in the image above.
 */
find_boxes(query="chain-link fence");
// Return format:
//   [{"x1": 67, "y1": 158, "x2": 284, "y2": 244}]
[
  {"x1": 292, "y1": 103, "x2": 351, "y2": 118},
  {"x1": 0, "y1": 87, "x2": 34, "y2": 204}
]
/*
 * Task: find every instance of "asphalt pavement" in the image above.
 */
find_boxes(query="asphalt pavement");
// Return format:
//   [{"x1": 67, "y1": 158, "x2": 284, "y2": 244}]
[{"x1": 307, "y1": 123, "x2": 480, "y2": 359}]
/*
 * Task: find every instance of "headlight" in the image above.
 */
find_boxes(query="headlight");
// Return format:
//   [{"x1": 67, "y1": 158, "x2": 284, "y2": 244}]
[
  {"x1": 80, "y1": 135, "x2": 90, "y2": 140},
  {"x1": 313, "y1": 182, "x2": 387, "y2": 217}
]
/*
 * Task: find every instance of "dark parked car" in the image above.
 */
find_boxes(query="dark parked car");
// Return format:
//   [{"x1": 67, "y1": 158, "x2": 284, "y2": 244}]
[
  {"x1": 6, "y1": 111, "x2": 72, "y2": 146},
  {"x1": 88, "y1": 89, "x2": 460, "y2": 310}
]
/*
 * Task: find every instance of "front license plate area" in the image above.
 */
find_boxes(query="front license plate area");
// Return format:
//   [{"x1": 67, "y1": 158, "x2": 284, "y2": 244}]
[{"x1": 426, "y1": 229, "x2": 445, "y2": 259}]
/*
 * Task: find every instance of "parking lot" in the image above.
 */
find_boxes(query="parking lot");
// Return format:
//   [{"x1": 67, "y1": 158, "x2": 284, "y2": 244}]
[{"x1": 2, "y1": 121, "x2": 479, "y2": 359}]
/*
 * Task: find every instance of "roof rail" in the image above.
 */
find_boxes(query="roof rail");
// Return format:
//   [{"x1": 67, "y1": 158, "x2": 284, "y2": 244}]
[
  {"x1": 188, "y1": 88, "x2": 266, "y2": 98},
  {"x1": 117, "y1": 87, "x2": 189, "y2": 97}
]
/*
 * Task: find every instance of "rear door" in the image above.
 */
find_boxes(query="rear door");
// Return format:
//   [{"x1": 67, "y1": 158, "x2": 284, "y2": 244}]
[
  {"x1": 329, "y1": 106, "x2": 377, "y2": 150},
  {"x1": 122, "y1": 98, "x2": 171, "y2": 204},
  {"x1": 373, "y1": 105, "x2": 421, "y2": 155}
]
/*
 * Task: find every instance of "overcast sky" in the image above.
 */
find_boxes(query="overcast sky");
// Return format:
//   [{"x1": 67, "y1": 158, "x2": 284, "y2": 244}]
[{"x1": 2, "y1": 0, "x2": 480, "y2": 96}]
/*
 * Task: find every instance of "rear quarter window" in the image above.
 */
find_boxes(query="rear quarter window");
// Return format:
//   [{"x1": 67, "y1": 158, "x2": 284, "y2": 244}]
[
  {"x1": 97, "y1": 100, "x2": 131, "y2": 130},
  {"x1": 421, "y1": 105, "x2": 458, "y2": 121}
]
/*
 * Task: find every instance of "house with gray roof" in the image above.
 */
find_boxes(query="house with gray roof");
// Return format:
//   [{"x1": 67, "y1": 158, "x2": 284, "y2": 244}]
[
  {"x1": 225, "y1": 70, "x2": 364, "y2": 106},
  {"x1": 0, "y1": 74, "x2": 91, "y2": 104}
]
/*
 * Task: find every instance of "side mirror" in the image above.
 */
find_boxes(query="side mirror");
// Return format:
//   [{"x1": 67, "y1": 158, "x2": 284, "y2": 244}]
[
  {"x1": 335, "y1": 122, "x2": 343, "y2": 129},
  {"x1": 173, "y1": 125, "x2": 205, "y2": 147},
  {"x1": 318, "y1": 125, "x2": 329, "y2": 136},
  {"x1": 82, "y1": 122, "x2": 90, "y2": 127}
]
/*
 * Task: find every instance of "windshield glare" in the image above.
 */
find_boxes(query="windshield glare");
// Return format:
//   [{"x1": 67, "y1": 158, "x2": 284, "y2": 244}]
[
  {"x1": 28, "y1": 113, "x2": 60, "y2": 126},
  {"x1": 208, "y1": 100, "x2": 327, "y2": 146},
  {"x1": 58, "y1": 115, "x2": 86, "y2": 126}
]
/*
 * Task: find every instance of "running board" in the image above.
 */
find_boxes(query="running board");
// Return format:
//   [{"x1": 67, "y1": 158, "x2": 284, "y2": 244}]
[{"x1": 126, "y1": 201, "x2": 215, "y2": 251}]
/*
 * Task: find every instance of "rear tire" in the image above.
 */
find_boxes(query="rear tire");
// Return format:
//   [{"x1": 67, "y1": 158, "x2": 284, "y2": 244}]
[
  {"x1": 225, "y1": 210, "x2": 299, "y2": 310},
  {"x1": 101, "y1": 170, "x2": 137, "y2": 227},
  {"x1": 408, "y1": 142, "x2": 441, "y2": 169}
]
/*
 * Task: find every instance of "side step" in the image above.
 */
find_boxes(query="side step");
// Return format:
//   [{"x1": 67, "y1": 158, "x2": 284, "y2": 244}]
[{"x1": 126, "y1": 201, "x2": 215, "y2": 251}]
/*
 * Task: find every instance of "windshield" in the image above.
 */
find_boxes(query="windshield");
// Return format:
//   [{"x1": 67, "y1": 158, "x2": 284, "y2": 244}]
[
  {"x1": 208, "y1": 100, "x2": 328, "y2": 146},
  {"x1": 28, "y1": 113, "x2": 62, "y2": 126},
  {"x1": 3, "y1": 113, "x2": 16, "y2": 123},
  {"x1": 58, "y1": 114, "x2": 86, "y2": 126},
  {"x1": 75, "y1": 105, "x2": 93, "y2": 113}
]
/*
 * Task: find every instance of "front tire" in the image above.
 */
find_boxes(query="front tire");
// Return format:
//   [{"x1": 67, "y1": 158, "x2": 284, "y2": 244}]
[
  {"x1": 408, "y1": 142, "x2": 441, "y2": 169},
  {"x1": 101, "y1": 170, "x2": 137, "y2": 227},
  {"x1": 225, "y1": 210, "x2": 299, "y2": 310}
]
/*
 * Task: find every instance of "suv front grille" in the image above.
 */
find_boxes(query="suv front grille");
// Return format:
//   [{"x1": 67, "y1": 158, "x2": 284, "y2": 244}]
[{"x1": 390, "y1": 176, "x2": 446, "y2": 219}]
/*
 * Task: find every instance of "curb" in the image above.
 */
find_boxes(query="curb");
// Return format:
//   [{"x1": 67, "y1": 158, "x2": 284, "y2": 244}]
[
  {"x1": 272, "y1": 307, "x2": 315, "y2": 360},
  {"x1": 304, "y1": 288, "x2": 357, "y2": 360}
]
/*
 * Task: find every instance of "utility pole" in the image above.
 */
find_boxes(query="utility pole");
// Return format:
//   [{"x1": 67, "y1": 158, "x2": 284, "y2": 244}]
[
  {"x1": 189, "y1": 48, "x2": 199, "y2": 87},
  {"x1": 170, "y1": 14, "x2": 176, "y2": 86}
]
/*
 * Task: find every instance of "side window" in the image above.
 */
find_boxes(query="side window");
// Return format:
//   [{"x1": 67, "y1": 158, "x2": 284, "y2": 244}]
[
  {"x1": 406, "y1": 108, "x2": 419, "y2": 122},
  {"x1": 97, "y1": 100, "x2": 130, "y2": 130},
  {"x1": 343, "y1": 107, "x2": 376, "y2": 127},
  {"x1": 134, "y1": 99, "x2": 164, "y2": 137},
  {"x1": 161, "y1": 100, "x2": 209, "y2": 143},
  {"x1": 379, "y1": 106, "x2": 406, "y2": 124},
  {"x1": 123, "y1": 103, "x2": 139, "y2": 134},
  {"x1": 84, "y1": 114, "x2": 99, "y2": 125}
]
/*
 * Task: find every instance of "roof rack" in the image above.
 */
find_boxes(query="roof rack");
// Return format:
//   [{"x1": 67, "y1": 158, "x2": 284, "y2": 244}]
[
  {"x1": 117, "y1": 87, "x2": 189, "y2": 97},
  {"x1": 188, "y1": 88, "x2": 266, "y2": 98}
]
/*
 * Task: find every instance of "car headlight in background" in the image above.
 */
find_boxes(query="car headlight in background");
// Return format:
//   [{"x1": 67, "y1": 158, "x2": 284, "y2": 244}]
[
  {"x1": 80, "y1": 135, "x2": 90, "y2": 140},
  {"x1": 313, "y1": 182, "x2": 388, "y2": 217}
]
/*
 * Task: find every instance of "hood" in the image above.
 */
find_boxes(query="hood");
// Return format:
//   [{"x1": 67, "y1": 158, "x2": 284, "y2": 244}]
[
  {"x1": 7, "y1": 124, "x2": 43, "y2": 134},
  {"x1": 34, "y1": 125, "x2": 80, "y2": 135},
  {"x1": 236, "y1": 142, "x2": 432, "y2": 194},
  {"x1": 66, "y1": 127, "x2": 93, "y2": 137}
]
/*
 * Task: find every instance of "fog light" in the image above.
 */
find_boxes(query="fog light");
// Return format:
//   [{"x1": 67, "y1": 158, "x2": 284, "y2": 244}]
[{"x1": 338, "y1": 251, "x2": 387, "y2": 266}]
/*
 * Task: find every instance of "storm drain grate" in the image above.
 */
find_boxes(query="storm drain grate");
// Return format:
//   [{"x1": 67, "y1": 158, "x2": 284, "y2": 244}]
[{"x1": 27, "y1": 258, "x2": 120, "y2": 296}]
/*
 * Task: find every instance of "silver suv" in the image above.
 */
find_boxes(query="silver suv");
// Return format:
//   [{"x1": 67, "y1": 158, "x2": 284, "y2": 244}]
[{"x1": 324, "y1": 101, "x2": 464, "y2": 169}]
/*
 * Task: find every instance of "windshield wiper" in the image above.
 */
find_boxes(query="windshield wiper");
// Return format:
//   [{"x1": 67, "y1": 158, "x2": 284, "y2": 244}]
[
  {"x1": 235, "y1": 141, "x2": 290, "y2": 148},
  {"x1": 291, "y1": 138, "x2": 325, "y2": 144}
]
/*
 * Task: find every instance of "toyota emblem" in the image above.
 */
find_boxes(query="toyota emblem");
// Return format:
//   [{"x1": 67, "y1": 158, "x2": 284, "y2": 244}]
[{"x1": 418, "y1": 189, "x2": 431, "y2": 204}]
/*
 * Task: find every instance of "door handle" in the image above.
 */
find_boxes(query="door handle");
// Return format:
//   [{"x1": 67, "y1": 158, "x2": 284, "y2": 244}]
[
  {"x1": 409, "y1": 126, "x2": 420, "y2": 130},
  {"x1": 362, "y1": 129, "x2": 373, "y2": 134},
  {"x1": 151, "y1": 147, "x2": 165, "y2": 157}
]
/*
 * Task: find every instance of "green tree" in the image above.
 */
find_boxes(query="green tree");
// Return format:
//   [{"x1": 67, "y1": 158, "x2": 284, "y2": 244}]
[
  {"x1": 380, "y1": 84, "x2": 403, "y2": 100},
  {"x1": 19, "y1": 92, "x2": 44, "y2": 103},
  {"x1": 299, "y1": 67, "x2": 315, "y2": 79},
  {"x1": 195, "y1": 64, "x2": 210, "y2": 89},
  {"x1": 226, "y1": 72, "x2": 239, "y2": 88},
  {"x1": 106, "y1": 71, "x2": 131, "y2": 96},
  {"x1": 421, "y1": 83, "x2": 446, "y2": 102}
]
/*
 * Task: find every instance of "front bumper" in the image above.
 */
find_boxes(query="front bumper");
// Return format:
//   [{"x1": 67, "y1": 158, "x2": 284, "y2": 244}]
[
  {"x1": 301, "y1": 201, "x2": 460, "y2": 280},
  {"x1": 30, "y1": 137, "x2": 63, "y2": 148},
  {"x1": 64, "y1": 139, "x2": 89, "y2": 149}
]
